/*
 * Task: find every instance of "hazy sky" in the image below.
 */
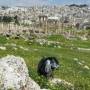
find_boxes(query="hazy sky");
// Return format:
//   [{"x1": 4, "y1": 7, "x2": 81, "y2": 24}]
[{"x1": 0, "y1": 0, "x2": 90, "y2": 6}]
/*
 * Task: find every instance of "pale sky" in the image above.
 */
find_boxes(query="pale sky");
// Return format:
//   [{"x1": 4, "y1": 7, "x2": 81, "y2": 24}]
[{"x1": 0, "y1": 0, "x2": 90, "y2": 6}]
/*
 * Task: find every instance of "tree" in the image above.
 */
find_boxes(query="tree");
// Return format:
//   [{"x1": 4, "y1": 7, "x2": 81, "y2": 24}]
[
  {"x1": 2, "y1": 16, "x2": 13, "y2": 23},
  {"x1": 14, "y1": 15, "x2": 19, "y2": 25}
]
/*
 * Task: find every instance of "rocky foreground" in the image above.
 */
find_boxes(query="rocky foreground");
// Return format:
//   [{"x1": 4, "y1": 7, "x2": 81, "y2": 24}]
[{"x1": 0, "y1": 55, "x2": 47, "y2": 90}]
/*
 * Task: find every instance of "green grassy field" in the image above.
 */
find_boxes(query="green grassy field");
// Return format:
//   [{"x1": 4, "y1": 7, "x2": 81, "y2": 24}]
[{"x1": 0, "y1": 35, "x2": 90, "y2": 90}]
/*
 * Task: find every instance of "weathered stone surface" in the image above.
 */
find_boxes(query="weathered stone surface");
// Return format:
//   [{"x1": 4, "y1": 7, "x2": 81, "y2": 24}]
[
  {"x1": 50, "y1": 78, "x2": 74, "y2": 90},
  {"x1": 0, "y1": 55, "x2": 41, "y2": 90}
]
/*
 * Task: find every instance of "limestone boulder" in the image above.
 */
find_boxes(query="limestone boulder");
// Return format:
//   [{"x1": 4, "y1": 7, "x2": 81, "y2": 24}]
[{"x1": 0, "y1": 55, "x2": 41, "y2": 90}]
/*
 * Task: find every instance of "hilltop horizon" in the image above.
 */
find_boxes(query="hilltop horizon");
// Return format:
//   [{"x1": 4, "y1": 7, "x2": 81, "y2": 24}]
[{"x1": 0, "y1": 4, "x2": 89, "y2": 8}]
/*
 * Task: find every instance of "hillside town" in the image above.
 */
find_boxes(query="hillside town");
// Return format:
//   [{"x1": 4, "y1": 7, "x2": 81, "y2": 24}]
[{"x1": 0, "y1": 4, "x2": 90, "y2": 40}]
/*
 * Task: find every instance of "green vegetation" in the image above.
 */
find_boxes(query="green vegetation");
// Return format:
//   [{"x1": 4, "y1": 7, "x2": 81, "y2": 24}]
[
  {"x1": 0, "y1": 15, "x2": 19, "y2": 24},
  {"x1": 0, "y1": 35, "x2": 90, "y2": 90}
]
